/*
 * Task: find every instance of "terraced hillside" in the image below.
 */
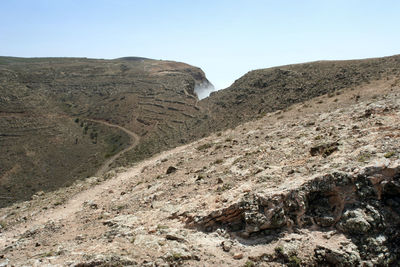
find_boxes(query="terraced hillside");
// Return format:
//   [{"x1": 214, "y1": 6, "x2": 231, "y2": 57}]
[{"x1": 0, "y1": 57, "x2": 212, "y2": 207}]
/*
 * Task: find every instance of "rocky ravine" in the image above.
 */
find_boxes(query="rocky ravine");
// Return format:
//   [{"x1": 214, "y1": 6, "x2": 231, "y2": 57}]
[{"x1": 0, "y1": 80, "x2": 399, "y2": 265}]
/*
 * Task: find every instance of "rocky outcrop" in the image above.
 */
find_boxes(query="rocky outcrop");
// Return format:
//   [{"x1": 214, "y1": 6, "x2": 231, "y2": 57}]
[
  {"x1": 188, "y1": 163, "x2": 400, "y2": 265},
  {"x1": 314, "y1": 245, "x2": 361, "y2": 266}
]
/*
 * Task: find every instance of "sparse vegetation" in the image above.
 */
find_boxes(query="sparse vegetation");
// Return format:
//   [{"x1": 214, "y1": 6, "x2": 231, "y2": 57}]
[
  {"x1": 214, "y1": 144, "x2": 222, "y2": 150},
  {"x1": 310, "y1": 142, "x2": 339, "y2": 157},
  {"x1": 166, "y1": 252, "x2": 184, "y2": 262},
  {"x1": 53, "y1": 199, "x2": 65, "y2": 206},
  {"x1": 216, "y1": 183, "x2": 233, "y2": 192},
  {"x1": 257, "y1": 176, "x2": 271, "y2": 183},
  {"x1": 157, "y1": 224, "x2": 169, "y2": 230},
  {"x1": 314, "y1": 135, "x2": 323, "y2": 140},
  {"x1": 104, "y1": 134, "x2": 126, "y2": 158},
  {"x1": 38, "y1": 251, "x2": 57, "y2": 258},
  {"x1": 358, "y1": 152, "x2": 372, "y2": 162},
  {"x1": 112, "y1": 204, "x2": 127, "y2": 211},
  {"x1": 384, "y1": 151, "x2": 396, "y2": 158},
  {"x1": 233, "y1": 157, "x2": 242, "y2": 164},
  {"x1": 197, "y1": 143, "x2": 213, "y2": 151},
  {"x1": 274, "y1": 246, "x2": 284, "y2": 255},
  {"x1": 244, "y1": 260, "x2": 255, "y2": 267},
  {"x1": 213, "y1": 159, "x2": 223, "y2": 164},
  {"x1": 288, "y1": 255, "x2": 301, "y2": 267}
]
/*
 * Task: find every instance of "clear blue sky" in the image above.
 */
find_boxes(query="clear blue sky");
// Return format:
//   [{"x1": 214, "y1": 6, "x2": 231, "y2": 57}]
[{"x1": 1, "y1": 0, "x2": 399, "y2": 89}]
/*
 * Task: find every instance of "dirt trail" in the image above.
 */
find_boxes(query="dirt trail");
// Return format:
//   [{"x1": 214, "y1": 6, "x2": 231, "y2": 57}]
[
  {"x1": 0, "y1": 118, "x2": 145, "y2": 248},
  {"x1": 0, "y1": 141, "x2": 190, "y2": 249},
  {"x1": 85, "y1": 119, "x2": 141, "y2": 176}
]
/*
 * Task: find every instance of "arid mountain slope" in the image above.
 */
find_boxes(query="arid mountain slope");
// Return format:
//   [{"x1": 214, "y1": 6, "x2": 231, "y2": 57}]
[
  {"x1": 2, "y1": 55, "x2": 400, "y2": 208},
  {"x1": 0, "y1": 77, "x2": 398, "y2": 266},
  {"x1": 201, "y1": 54, "x2": 400, "y2": 130},
  {"x1": 0, "y1": 57, "x2": 212, "y2": 207}
]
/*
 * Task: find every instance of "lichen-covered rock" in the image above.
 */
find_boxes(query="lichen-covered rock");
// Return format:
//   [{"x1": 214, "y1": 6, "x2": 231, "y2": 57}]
[
  {"x1": 337, "y1": 209, "x2": 371, "y2": 234},
  {"x1": 314, "y1": 244, "x2": 361, "y2": 266},
  {"x1": 163, "y1": 247, "x2": 199, "y2": 263},
  {"x1": 314, "y1": 216, "x2": 335, "y2": 227},
  {"x1": 190, "y1": 164, "x2": 400, "y2": 264},
  {"x1": 275, "y1": 241, "x2": 300, "y2": 259}
]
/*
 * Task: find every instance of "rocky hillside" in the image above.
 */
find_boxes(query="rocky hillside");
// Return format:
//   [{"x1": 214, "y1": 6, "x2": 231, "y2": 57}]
[
  {"x1": 0, "y1": 56, "x2": 212, "y2": 207},
  {"x1": 201, "y1": 54, "x2": 400, "y2": 130},
  {"x1": 0, "y1": 76, "x2": 398, "y2": 266},
  {"x1": 2, "y1": 54, "x2": 400, "y2": 210}
]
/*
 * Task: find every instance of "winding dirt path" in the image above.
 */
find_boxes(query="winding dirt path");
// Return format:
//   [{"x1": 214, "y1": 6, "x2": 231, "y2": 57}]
[
  {"x1": 85, "y1": 119, "x2": 141, "y2": 176},
  {"x1": 0, "y1": 118, "x2": 144, "y2": 248},
  {"x1": 0, "y1": 135, "x2": 191, "y2": 250}
]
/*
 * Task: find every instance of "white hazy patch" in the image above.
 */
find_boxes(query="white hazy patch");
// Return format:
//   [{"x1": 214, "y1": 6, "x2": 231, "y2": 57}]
[{"x1": 195, "y1": 84, "x2": 216, "y2": 100}]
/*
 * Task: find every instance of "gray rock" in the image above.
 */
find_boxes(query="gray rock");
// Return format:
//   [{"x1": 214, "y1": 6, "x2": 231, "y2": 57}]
[
  {"x1": 338, "y1": 209, "x2": 371, "y2": 234},
  {"x1": 275, "y1": 241, "x2": 300, "y2": 259},
  {"x1": 164, "y1": 247, "x2": 195, "y2": 262},
  {"x1": 315, "y1": 244, "x2": 361, "y2": 266},
  {"x1": 221, "y1": 240, "x2": 233, "y2": 252}
]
